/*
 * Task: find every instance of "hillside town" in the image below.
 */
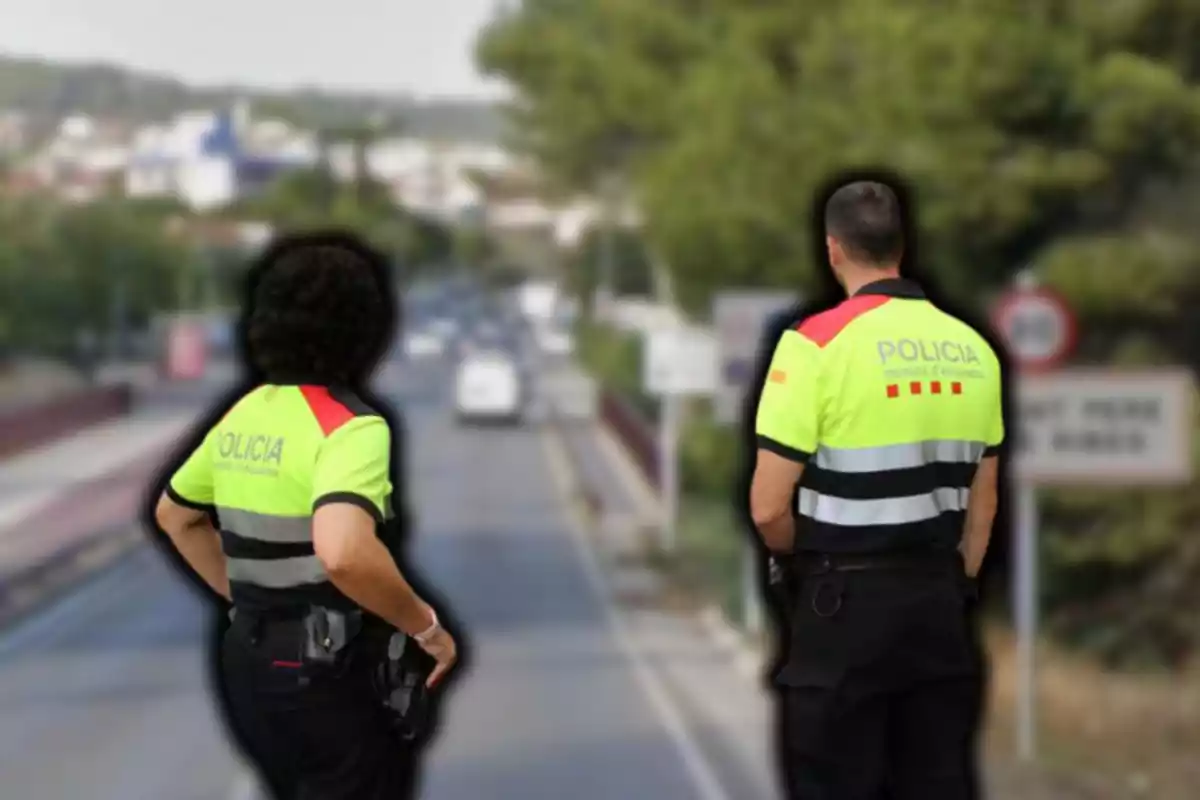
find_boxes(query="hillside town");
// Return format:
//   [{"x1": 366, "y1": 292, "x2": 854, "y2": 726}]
[{"x1": 0, "y1": 103, "x2": 618, "y2": 247}]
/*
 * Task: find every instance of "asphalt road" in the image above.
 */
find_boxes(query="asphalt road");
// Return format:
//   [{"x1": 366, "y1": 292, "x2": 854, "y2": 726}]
[{"x1": 0, "y1": 353, "x2": 770, "y2": 799}]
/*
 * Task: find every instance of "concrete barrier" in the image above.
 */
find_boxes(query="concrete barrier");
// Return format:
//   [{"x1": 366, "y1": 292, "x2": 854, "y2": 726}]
[{"x1": 0, "y1": 384, "x2": 132, "y2": 460}]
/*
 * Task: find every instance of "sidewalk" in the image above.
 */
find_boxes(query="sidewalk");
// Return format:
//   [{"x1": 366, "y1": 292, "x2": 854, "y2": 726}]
[
  {"x1": 0, "y1": 405, "x2": 199, "y2": 602},
  {"x1": 554, "y1": 416, "x2": 1114, "y2": 800},
  {"x1": 542, "y1": 422, "x2": 779, "y2": 800}
]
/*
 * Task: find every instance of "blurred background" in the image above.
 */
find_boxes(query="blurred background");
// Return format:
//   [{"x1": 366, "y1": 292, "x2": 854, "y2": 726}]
[{"x1": 0, "y1": 1, "x2": 1196, "y2": 798}]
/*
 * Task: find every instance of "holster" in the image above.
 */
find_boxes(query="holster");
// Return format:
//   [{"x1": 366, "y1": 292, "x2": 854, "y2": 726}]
[
  {"x1": 302, "y1": 607, "x2": 364, "y2": 667},
  {"x1": 369, "y1": 630, "x2": 433, "y2": 741},
  {"x1": 768, "y1": 555, "x2": 800, "y2": 620}
]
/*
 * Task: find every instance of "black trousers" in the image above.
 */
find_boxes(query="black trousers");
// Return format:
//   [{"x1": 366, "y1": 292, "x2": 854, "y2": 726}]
[
  {"x1": 221, "y1": 612, "x2": 418, "y2": 800},
  {"x1": 775, "y1": 557, "x2": 984, "y2": 800}
]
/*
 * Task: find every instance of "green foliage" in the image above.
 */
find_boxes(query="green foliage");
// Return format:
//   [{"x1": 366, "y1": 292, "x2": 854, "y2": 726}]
[
  {"x1": 678, "y1": 414, "x2": 739, "y2": 498},
  {"x1": 222, "y1": 167, "x2": 456, "y2": 272},
  {"x1": 479, "y1": 0, "x2": 1200, "y2": 309},
  {"x1": 573, "y1": 319, "x2": 656, "y2": 420},
  {"x1": 567, "y1": 226, "x2": 654, "y2": 307},
  {"x1": 477, "y1": 0, "x2": 1200, "y2": 662},
  {"x1": 485, "y1": 0, "x2": 1200, "y2": 665},
  {"x1": 0, "y1": 197, "x2": 193, "y2": 358}
]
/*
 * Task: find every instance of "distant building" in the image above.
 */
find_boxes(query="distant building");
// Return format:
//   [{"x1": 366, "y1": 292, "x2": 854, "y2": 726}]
[
  {"x1": 25, "y1": 114, "x2": 130, "y2": 199},
  {"x1": 19, "y1": 104, "x2": 515, "y2": 216},
  {"x1": 468, "y1": 167, "x2": 639, "y2": 248},
  {"x1": 0, "y1": 111, "x2": 30, "y2": 154},
  {"x1": 337, "y1": 137, "x2": 510, "y2": 222},
  {"x1": 125, "y1": 104, "x2": 315, "y2": 210}
]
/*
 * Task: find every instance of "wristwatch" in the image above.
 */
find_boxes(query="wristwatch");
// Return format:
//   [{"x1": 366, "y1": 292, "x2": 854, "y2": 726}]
[{"x1": 413, "y1": 609, "x2": 441, "y2": 644}]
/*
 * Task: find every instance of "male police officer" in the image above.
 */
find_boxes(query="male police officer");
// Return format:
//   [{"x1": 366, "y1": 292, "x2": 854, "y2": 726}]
[
  {"x1": 154, "y1": 233, "x2": 457, "y2": 799},
  {"x1": 750, "y1": 181, "x2": 1002, "y2": 799}
]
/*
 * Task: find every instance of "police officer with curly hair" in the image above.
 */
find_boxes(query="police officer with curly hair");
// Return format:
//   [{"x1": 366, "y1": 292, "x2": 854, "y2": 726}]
[{"x1": 153, "y1": 231, "x2": 458, "y2": 799}]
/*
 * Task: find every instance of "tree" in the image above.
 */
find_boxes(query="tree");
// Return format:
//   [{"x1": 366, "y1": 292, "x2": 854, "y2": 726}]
[
  {"x1": 0, "y1": 196, "x2": 193, "y2": 359},
  {"x1": 567, "y1": 225, "x2": 654, "y2": 307},
  {"x1": 478, "y1": 0, "x2": 1200, "y2": 666}
]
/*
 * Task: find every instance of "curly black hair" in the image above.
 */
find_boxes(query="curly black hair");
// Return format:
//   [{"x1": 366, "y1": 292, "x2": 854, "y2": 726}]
[{"x1": 242, "y1": 231, "x2": 396, "y2": 385}]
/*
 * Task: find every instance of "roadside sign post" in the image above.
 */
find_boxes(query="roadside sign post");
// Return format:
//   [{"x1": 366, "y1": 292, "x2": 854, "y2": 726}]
[
  {"x1": 712, "y1": 291, "x2": 797, "y2": 633},
  {"x1": 1010, "y1": 369, "x2": 1194, "y2": 758},
  {"x1": 996, "y1": 274, "x2": 1195, "y2": 764},
  {"x1": 1013, "y1": 480, "x2": 1039, "y2": 763},
  {"x1": 659, "y1": 392, "x2": 682, "y2": 553},
  {"x1": 643, "y1": 326, "x2": 719, "y2": 553},
  {"x1": 991, "y1": 276, "x2": 1076, "y2": 762}
]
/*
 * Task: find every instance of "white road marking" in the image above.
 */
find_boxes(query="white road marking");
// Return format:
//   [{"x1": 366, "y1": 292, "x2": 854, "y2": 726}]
[{"x1": 541, "y1": 427, "x2": 733, "y2": 800}]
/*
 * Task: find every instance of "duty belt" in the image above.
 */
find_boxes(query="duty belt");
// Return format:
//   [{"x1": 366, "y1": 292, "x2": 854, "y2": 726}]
[
  {"x1": 230, "y1": 606, "x2": 433, "y2": 740},
  {"x1": 228, "y1": 606, "x2": 362, "y2": 662},
  {"x1": 786, "y1": 551, "x2": 967, "y2": 618},
  {"x1": 791, "y1": 551, "x2": 961, "y2": 576}
]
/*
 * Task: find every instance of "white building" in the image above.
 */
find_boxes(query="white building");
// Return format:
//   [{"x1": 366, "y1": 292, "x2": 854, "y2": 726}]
[
  {"x1": 332, "y1": 137, "x2": 511, "y2": 221},
  {"x1": 125, "y1": 105, "x2": 315, "y2": 210},
  {"x1": 23, "y1": 115, "x2": 130, "y2": 199}
]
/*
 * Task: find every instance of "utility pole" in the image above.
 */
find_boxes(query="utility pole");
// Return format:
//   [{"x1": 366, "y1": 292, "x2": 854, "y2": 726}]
[{"x1": 594, "y1": 171, "x2": 621, "y2": 316}]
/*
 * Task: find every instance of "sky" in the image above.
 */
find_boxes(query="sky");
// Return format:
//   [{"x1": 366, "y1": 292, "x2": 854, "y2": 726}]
[{"x1": 0, "y1": 0, "x2": 510, "y2": 99}]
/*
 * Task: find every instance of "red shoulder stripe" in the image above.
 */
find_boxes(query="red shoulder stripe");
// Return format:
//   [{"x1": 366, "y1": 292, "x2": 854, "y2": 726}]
[
  {"x1": 795, "y1": 295, "x2": 891, "y2": 347},
  {"x1": 299, "y1": 385, "x2": 357, "y2": 436}
]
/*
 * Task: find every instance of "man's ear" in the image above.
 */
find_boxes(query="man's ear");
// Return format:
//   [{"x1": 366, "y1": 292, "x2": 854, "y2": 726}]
[{"x1": 826, "y1": 235, "x2": 841, "y2": 266}]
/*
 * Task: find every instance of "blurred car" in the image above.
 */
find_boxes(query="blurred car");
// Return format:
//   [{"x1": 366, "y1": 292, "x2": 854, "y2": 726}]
[
  {"x1": 475, "y1": 320, "x2": 502, "y2": 339},
  {"x1": 404, "y1": 329, "x2": 444, "y2": 358},
  {"x1": 454, "y1": 351, "x2": 523, "y2": 425},
  {"x1": 429, "y1": 317, "x2": 458, "y2": 339},
  {"x1": 534, "y1": 325, "x2": 574, "y2": 357}
]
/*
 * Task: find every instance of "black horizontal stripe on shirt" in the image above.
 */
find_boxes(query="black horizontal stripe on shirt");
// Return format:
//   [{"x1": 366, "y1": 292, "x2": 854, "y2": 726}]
[
  {"x1": 220, "y1": 529, "x2": 315, "y2": 561},
  {"x1": 793, "y1": 511, "x2": 968, "y2": 555},
  {"x1": 164, "y1": 484, "x2": 215, "y2": 514},
  {"x1": 801, "y1": 461, "x2": 978, "y2": 501},
  {"x1": 314, "y1": 491, "x2": 383, "y2": 524},
  {"x1": 756, "y1": 434, "x2": 812, "y2": 463},
  {"x1": 230, "y1": 580, "x2": 355, "y2": 615}
]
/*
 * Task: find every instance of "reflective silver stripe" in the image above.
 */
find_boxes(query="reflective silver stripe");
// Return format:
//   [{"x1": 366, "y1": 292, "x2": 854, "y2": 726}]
[
  {"x1": 217, "y1": 507, "x2": 311, "y2": 543},
  {"x1": 797, "y1": 487, "x2": 970, "y2": 526},
  {"x1": 226, "y1": 556, "x2": 328, "y2": 588},
  {"x1": 814, "y1": 440, "x2": 986, "y2": 473}
]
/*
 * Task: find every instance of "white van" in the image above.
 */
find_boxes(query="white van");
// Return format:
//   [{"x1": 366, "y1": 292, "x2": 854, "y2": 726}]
[{"x1": 454, "y1": 351, "x2": 523, "y2": 424}]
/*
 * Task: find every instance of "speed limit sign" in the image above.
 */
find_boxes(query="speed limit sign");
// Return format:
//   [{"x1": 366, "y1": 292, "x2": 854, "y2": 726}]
[{"x1": 991, "y1": 286, "x2": 1076, "y2": 371}]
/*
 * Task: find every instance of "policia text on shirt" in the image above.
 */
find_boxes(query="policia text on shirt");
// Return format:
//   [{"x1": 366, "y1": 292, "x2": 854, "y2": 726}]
[
  {"x1": 153, "y1": 234, "x2": 458, "y2": 800},
  {"x1": 750, "y1": 181, "x2": 1003, "y2": 800}
]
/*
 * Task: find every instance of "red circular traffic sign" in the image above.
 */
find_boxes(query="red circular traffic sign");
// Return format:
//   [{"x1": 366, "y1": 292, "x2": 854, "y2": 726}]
[{"x1": 991, "y1": 286, "x2": 1076, "y2": 371}]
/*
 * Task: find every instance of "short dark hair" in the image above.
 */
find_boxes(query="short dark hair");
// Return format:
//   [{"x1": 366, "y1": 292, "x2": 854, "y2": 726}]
[
  {"x1": 244, "y1": 231, "x2": 394, "y2": 385},
  {"x1": 824, "y1": 180, "x2": 904, "y2": 265}
]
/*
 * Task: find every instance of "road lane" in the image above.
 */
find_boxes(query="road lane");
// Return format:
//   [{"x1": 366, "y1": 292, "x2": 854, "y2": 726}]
[
  {"x1": 0, "y1": 357, "x2": 752, "y2": 799},
  {"x1": 0, "y1": 547, "x2": 243, "y2": 799},
  {"x1": 410, "y1": 402, "x2": 719, "y2": 800}
]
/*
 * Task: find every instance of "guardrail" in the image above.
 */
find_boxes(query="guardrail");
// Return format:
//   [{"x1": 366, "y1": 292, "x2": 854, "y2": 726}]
[
  {"x1": 598, "y1": 388, "x2": 661, "y2": 491},
  {"x1": 0, "y1": 384, "x2": 133, "y2": 459}
]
